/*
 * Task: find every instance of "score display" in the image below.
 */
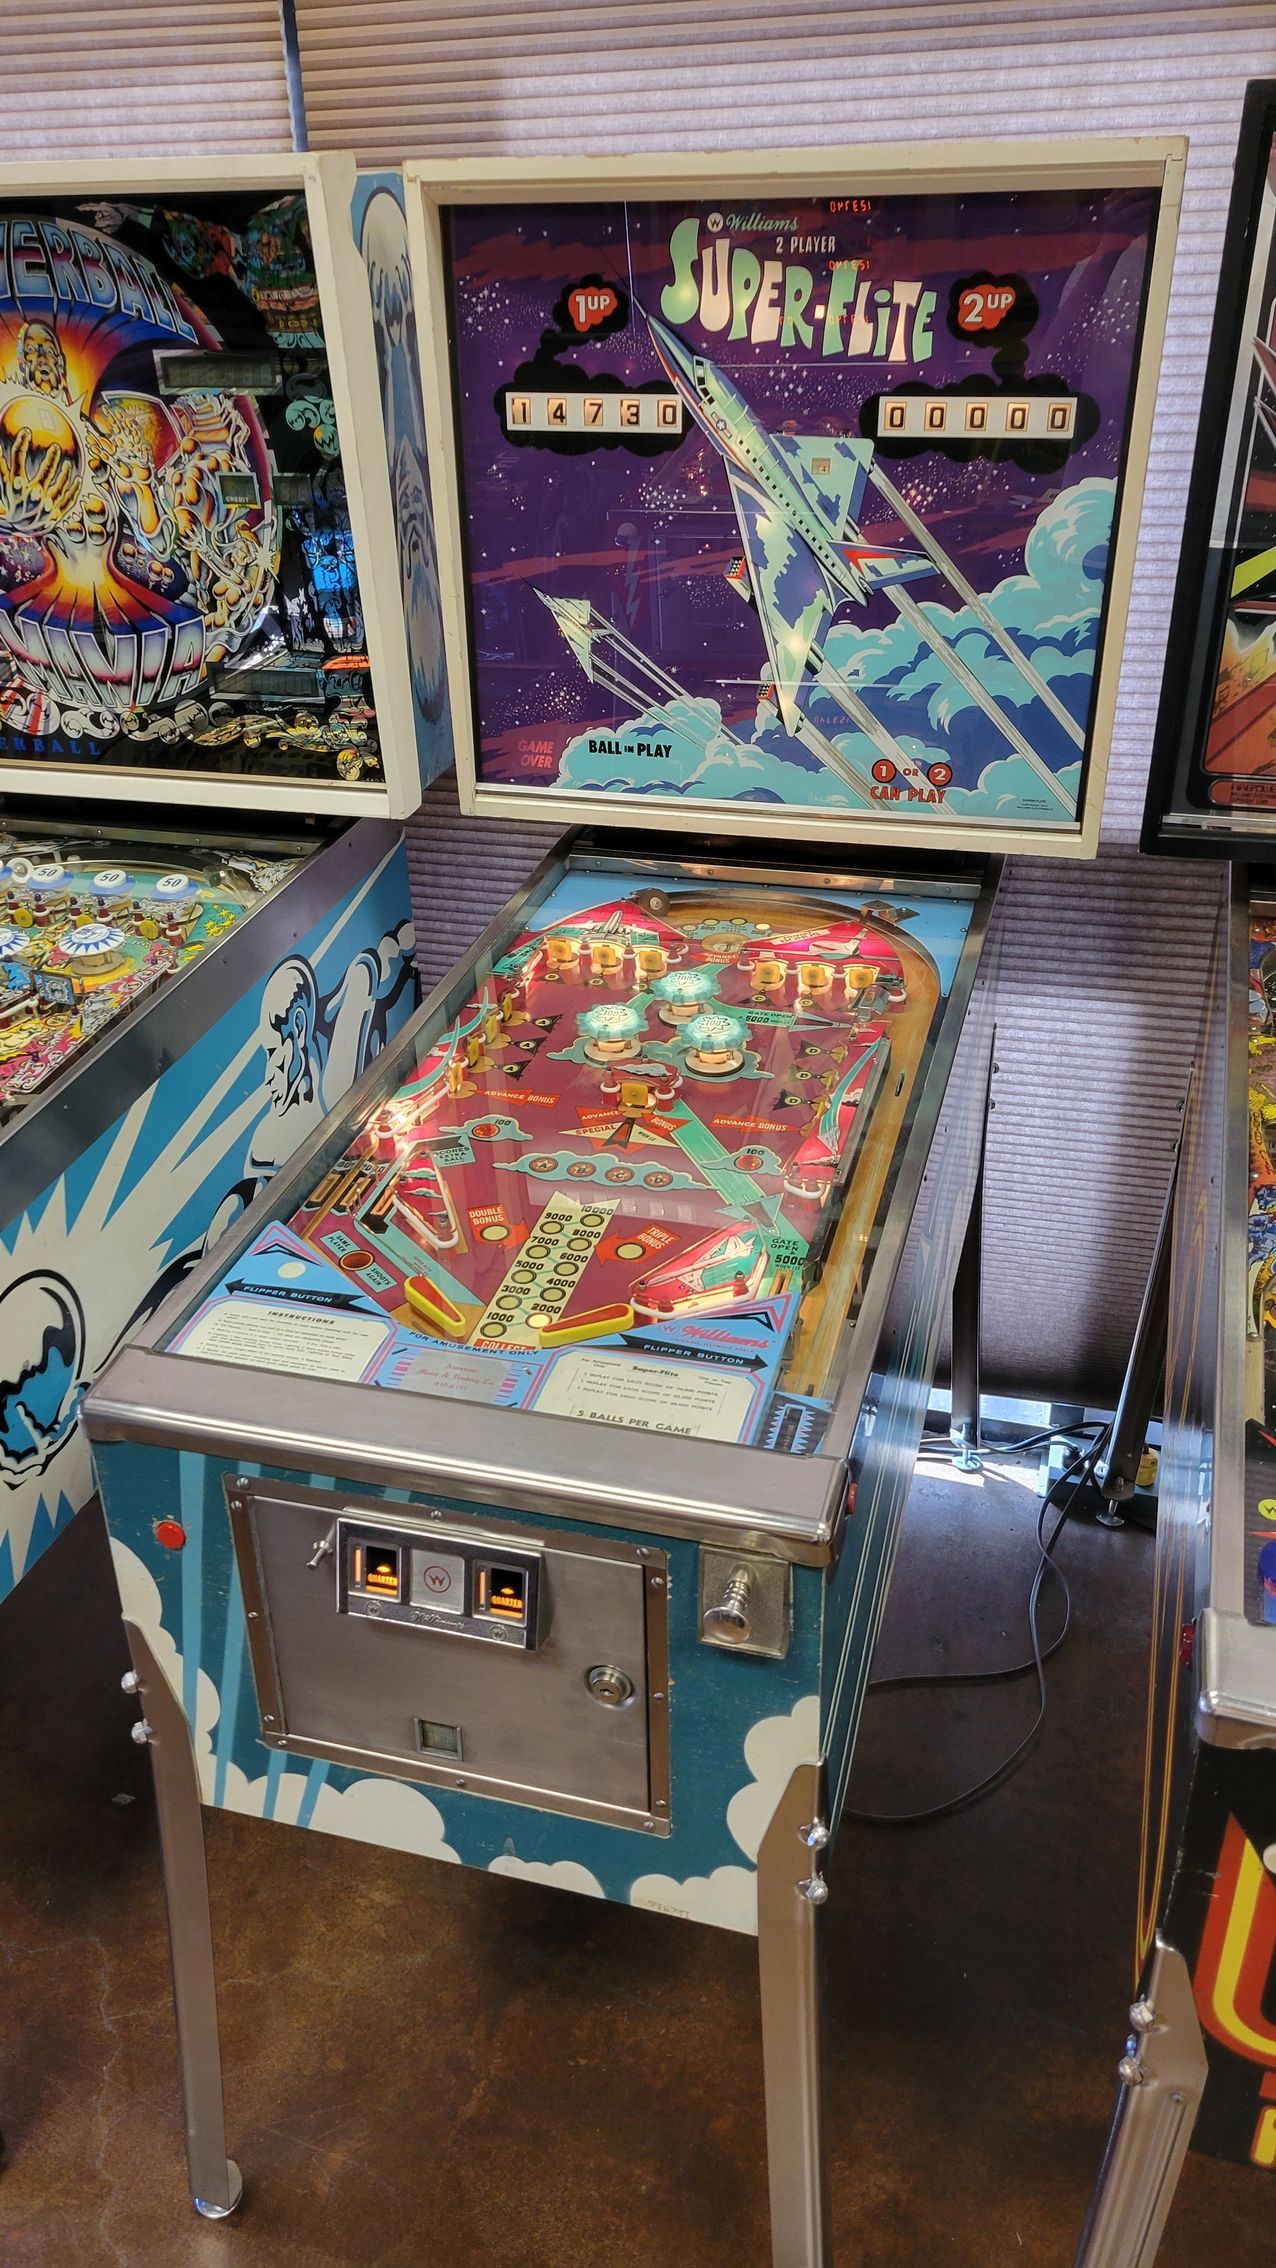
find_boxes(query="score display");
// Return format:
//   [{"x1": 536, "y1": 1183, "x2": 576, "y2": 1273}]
[{"x1": 504, "y1": 389, "x2": 683, "y2": 437}]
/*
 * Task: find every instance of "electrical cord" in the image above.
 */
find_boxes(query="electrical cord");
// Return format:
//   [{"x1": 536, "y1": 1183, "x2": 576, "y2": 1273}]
[
  {"x1": 843, "y1": 1426, "x2": 1111, "y2": 1826},
  {"x1": 917, "y1": 1419, "x2": 1108, "y2": 1462}
]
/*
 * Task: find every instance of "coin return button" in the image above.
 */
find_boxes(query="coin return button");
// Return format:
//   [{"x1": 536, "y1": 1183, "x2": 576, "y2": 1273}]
[{"x1": 408, "y1": 1549, "x2": 467, "y2": 1614}]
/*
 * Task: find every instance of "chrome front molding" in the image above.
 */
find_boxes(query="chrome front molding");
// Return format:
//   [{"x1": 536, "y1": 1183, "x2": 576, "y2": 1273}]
[{"x1": 1196, "y1": 1606, "x2": 1276, "y2": 1747}]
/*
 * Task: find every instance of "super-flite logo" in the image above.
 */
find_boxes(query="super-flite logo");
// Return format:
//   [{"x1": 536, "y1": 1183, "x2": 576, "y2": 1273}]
[
  {"x1": 660, "y1": 217, "x2": 936, "y2": 361},
  {"x1": 0, "y1": 215, "x2": 197, "y2": 341}
]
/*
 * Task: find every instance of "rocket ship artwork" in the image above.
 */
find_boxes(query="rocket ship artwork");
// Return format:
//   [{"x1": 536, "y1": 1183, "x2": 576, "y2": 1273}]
[
  {"x1": 536, "y1": 308, "x2": 1082, "y2": 810},
  {"x1": 643, "y1": 306, "x2": 932, "y2": 714},
  {"x1": 443, "y1": 181, "x2": 1164, "y2": 829}
]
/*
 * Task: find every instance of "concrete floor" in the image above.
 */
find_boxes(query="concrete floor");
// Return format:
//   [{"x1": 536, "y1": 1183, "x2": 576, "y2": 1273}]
[{"x1": 0, "y1": 1454, "x2": 1269, "y2": 2267}]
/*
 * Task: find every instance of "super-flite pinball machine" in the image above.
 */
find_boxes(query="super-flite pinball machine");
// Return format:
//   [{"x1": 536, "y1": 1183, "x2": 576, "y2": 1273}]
[
  {"x1": 1078, "y1": 83, "x2": 1276, "y2": 2268},
  {"x1": 0, "y1": 158, "x2": 447, "y2": 1602},
  {"x1": 84, "y1": 140, "x2": 1181, "y2": 2263}
]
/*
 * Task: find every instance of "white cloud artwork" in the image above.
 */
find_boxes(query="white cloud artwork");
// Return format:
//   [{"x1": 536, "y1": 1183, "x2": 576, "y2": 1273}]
[
  {"x1": 112, "y1": 1538, "x2": 824, "y2": 1929},
  {"x1": 629, "y1": 1692, "x2": 821, "y2": 1935},
  {"x1": 110, "y1": 1539, "x2": 460, "y2": 1864},
  {"x1": 487, "y1": 1854, "x2": 605, "y2": 1897}
]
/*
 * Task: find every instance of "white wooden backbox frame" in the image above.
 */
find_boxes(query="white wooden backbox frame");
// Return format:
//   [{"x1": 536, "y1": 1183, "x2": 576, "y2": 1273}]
[
  {"x1": 404, "y1": 137, "x2": 1185, "y2": 860},
  {"x1": 0, "y1": 154, "x2": 423, "y2": 820}
]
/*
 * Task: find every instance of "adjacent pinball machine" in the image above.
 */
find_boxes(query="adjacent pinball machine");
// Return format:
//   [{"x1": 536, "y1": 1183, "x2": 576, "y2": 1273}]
[
  {"x1": 83, "y1": 139, "x2": 1182, "y2": 2263},
  {"x1": 0, "y1": 158, "x2": 448, "y2": 1599},
  {"x1": 1078, "y1": 81, "x2": 1276, "y2": 2268}
]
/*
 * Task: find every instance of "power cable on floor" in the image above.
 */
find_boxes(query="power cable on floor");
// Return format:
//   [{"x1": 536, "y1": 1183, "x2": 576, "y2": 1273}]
[
  {"x1": 917, "y1": 1418, "x2": 1108, "y2": 1462},
  {"x1": 843, "y1": 1426, "x2": 1112, "y2": 1827}
]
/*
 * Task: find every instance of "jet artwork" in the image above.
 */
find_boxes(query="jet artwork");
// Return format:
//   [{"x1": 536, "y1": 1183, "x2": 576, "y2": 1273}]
[{"x1": 442, "y1": 184, "x2": 1162, "y2": 832}]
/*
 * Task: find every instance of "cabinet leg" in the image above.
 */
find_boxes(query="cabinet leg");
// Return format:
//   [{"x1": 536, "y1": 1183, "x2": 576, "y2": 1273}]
[
  {"x1": 949, "y1": 1069, "x2": 988, "y2": 1472},
  {"x1": 757, "y1": 1760, "x2": 831, "y2": 2268},
  {"x1": 123, "y1": 1619, "x2": 242, "y2": 2221}
]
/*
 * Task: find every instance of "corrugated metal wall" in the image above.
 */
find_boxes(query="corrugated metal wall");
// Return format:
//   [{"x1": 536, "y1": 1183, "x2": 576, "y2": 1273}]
[
  {"x1": 295, "y1": 0, "x2": 1267, "y2": 1401},
  {"x1": 4, "y1": 0, "x2": 292, "y2": 153}
]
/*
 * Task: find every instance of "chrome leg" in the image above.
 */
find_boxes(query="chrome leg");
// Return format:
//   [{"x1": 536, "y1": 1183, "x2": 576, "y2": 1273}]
[
  {"x1": 122, "y1": 1619, "x2": 243, "y2": 2221},
  {"x1": 757, "y1": 1760, "x2": 831, "y2": 2268},
  {"x1": 1074, "y1": 1938, "x2": 1207, "y2": 2268},
  {"x1": 950, "y1": 1043, "x2": 992, "y2": 1473}
]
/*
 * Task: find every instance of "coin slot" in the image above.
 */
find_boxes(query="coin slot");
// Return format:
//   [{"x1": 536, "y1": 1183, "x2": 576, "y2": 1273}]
[
  {"x1": 476, "y1": 1562, "x2": 527, "y2": 1623},
  {"x1": 351, "y1": 1539, "x2": 401, "y2": 1599}
]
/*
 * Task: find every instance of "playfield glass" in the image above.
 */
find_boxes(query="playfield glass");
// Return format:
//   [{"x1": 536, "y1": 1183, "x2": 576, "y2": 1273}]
[
  {"x1": 0, "y1": 822, "x2": 299, "y2": 1119},
  {"x1": 0, "y1": 192, "x2": 382, "y2": 789},
  {"x1": 169, "y1": 859, "x2": 976, "y2": 1453},
  {"x1": 441, "y1": 184, "x2": 1161, "y2": 836}
]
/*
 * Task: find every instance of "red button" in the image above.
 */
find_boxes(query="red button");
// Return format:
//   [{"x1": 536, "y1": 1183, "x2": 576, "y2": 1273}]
[{"x1": 155, "y1": 1520, "x2": 187, "y2": 1551}]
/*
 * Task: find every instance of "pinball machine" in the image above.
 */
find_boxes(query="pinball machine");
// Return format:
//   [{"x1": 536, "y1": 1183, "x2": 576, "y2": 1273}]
[
  {"x1": 83, "y1": 138, "x2": 1181, "y2": 2262},
  {"x1": 0, "y1": 157, "x2": 447, "y2": 1598},
  {"x1": 1078, "y1": 80, "x2": 1276, "y2": 2268}
]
